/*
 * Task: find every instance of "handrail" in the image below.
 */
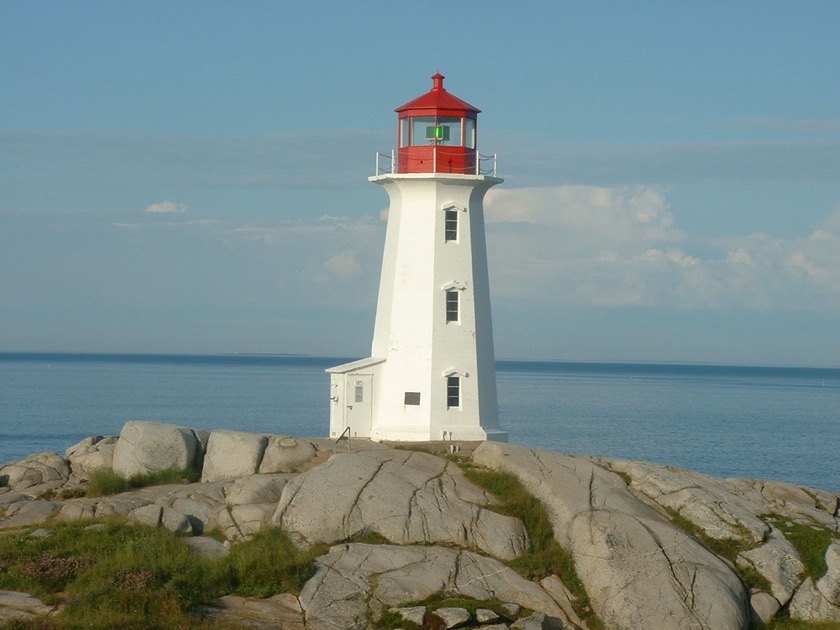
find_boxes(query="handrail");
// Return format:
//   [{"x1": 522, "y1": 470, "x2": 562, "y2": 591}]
[
  {"x1": 374, "y1": 150, "x2": 498, "y2": 177},
  {"x1": 374, "y1": 150, "x2": 395, "y2": 175},
  {"x1": 478, "y1": 153, "x2": 498, "y2": 177},
  {"x1": 333, "y1": 426, "x2": 351, "y2": 454}
]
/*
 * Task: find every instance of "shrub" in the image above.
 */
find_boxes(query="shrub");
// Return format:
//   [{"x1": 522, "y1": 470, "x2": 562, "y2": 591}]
[{"x1": 20, "y1": 552, "x2": 92, "y2": 590}]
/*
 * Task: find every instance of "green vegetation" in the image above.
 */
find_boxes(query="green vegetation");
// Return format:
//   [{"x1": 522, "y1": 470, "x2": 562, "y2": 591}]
[
  {"x1": 84, "y1": 469, "x2": 131, "y2": 497},
  {"x1": 665, "y1": 507, "x2": 770, "y2": 592},
  {"x1": 457, "y1": 463, "x2": 604, "y2": 630},
  {"x1": 665, "y1": 508, "x2": 756, "y2": 562},
  {"x1": 0, "y1": 518, "x2": 325, "y2": 628},
  {"x1": 769, "y1": 515, "x2": 840, "y2": 582},
  {"x1": 86, "y1": 467, "x2": 201, "y2": 497}
]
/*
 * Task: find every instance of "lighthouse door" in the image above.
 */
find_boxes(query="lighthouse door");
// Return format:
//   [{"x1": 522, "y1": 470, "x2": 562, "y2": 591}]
[{"x1": 345, "y1": 374, "x2": 373, "y2": 437}]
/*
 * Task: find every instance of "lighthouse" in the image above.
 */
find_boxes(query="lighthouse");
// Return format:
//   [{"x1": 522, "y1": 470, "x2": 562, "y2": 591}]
[{"x1": 327, "y1": 74, "x2": 507, "y2": 442}]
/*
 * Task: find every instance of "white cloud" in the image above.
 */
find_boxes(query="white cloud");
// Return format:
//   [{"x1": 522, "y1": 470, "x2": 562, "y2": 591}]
[
  {"x1": 145, "y1": 200, "x2": 187, "y2": 214},
  {"x1": 231, "y1": 215, "x2": 381, "y2": 245},
  {"x1": 486, "y1": 185, "x2": 680, "y2": 244},
  {"x1": 485, "y1": 185, "x2": 840, "y2": 312},
  {"x1": 322, "y1": 250, "x2": 362, "y2": 279}
]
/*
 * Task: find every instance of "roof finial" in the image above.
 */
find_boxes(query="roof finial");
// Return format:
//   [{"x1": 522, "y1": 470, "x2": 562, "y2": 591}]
[{"x1": 431, "y1": 72, "x2": 445, "y2": 91}]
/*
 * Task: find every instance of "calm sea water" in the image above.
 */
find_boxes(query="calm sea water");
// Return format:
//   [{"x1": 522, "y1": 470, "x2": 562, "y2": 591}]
[{"x1": 1, "y1": 353, "x2": 838, "y2": 492}]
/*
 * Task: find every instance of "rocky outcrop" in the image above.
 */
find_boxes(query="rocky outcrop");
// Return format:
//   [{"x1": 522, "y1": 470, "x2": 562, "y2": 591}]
[
  {"x1": 112, "y1": 420, "x2": 205, "y2": 478},
  {"x1": 259, "y1": 436, "x2": 317, "y2": 474},
  {"x1": 272, "y1": 448, "x2": 530, "y2": 560},
  {"x1": 0, "y1": 452, "x2": 70, "y2": 493},
  {"x1": 474, "y1": 442, "x2": 750, "y2": 630},
  {"x1": 3, "y1": 422, "x2": 840, "y2": 629},
  {"x1": 201, "y1": 429, "x2": 268, "y2": 482},
  {"x1": 195, "y1": 593, "x2": 305, "y2": 629},
  {"x1": 65, "y1": 435, "x2": 117, "y2": 481},
  {"x1": 0, "y1": 590, "x2": 60, "y2": 624},
  {"x1": 299, "y1": 543, "x2": 567, "y2": 629}
]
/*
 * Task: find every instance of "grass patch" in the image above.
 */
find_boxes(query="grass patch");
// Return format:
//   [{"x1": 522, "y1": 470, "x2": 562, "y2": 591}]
[
  {"x1": 86, "y1": 467, "x2": 200, "y2": 497},
  {"x1": 769, "y1": 515, "x2": 840, "y2": 582},
  {"x1": 665, "y1": 508, "x2": 755, "y2": 561},
  {"x1": 665, "y1": 507, "x2": 769, "y2": 592},
  {"x1": 224, "y1": 527, "x2": 328, "y2": 597},
  {"x1": 0, "y1": 518, "x2": 324, "y2": 628},
  {"x1": 458, "y1": 464, "x2": 603, "y2": 630},
  {"x1": 85, "y1": 469, "x2": 131, "y2": 497}
]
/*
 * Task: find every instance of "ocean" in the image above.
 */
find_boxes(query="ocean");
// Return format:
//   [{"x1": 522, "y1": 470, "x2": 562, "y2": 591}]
[{"x1": 1, "y1": 353, "x2": 838, "y2": 493}]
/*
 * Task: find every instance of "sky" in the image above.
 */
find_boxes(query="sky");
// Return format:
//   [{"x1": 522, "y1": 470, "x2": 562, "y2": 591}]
[{"x1": 2, "y1": 1, "x2": 839, "y2": 367}]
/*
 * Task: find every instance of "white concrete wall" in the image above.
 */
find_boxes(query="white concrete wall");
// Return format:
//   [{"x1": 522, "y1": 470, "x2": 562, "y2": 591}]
[
  {"x1": 327, "y1": 173, "x2": 506, "y2": 442},
  {"x1": 369, "y1": 174, "x2": 506, "y2": 442}
]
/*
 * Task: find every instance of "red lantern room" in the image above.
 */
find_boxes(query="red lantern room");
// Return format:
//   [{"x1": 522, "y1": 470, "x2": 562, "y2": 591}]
[{"x1": 395, "y1": 73, "x2": 480, "y2": 175}]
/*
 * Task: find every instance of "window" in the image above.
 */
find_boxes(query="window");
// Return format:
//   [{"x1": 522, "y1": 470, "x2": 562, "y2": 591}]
[
  {"x1": 435, "y1": 117, "x2": 462, "y2": 146},
  {"x1": 465, "y1": 118, "x2": 476, "y2": 149},
  {"x1": 447, "y1": 376, "x2": 460, "y2": 408},
  {"x1": 444, "y1": 209, "x2": 458, "y2": 242},
  {"x1": 404, "y1": 392, "x2": 421, "y2": 405},
  {"x1": 354, "y1": 383, "x2": 364, "y2": 403},
  {"x1": 400, "y1": 118, "x2": 409, "y2": 148},
  {"x1": 411, "y1": 117, "x2": 435, "y2": 145},
  {"x1": 446, "y1": 290, "x2": 459, "y2": 323},
  {"x1": 409, "y1": 116, "x2": 463, "y2": 146}
]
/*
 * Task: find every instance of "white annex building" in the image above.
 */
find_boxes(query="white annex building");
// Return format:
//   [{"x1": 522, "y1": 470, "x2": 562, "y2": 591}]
[{"x1": 328, "y1": 74, "x2": 507, "y2": 442}]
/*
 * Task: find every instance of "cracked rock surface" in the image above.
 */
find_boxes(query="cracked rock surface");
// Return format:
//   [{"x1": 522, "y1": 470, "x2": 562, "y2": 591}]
[
  {"x1": 3, "y1": 423, "x2": 840, "y2": 629},
  {"x1": 299, "y1": 543, "x2": 565, "y2": 629},
  {"x1": 272, "y1": 448, "x2": 530, "y2": 560},
  {"x1": 474, "y1": 442, "x2": 751, "y2": 630}
]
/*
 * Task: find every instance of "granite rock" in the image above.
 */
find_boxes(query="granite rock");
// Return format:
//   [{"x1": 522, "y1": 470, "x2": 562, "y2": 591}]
[
  {"x1": 201, "y1": 430, "x2": 268, "y2": 482},
  {"x1": 474, "y1": 442, "x2": 750, "y2": 630},
  {"x1": 0, "y1": 590, "x2": 59, "y2": 624},
  {"x1": 65, "y1": 435, "x2": 118, "y2": 481},
  {"x1": 259, "y1": 436, "x2": 317, "y2": 473},
  {"x1": 272, "y1": 448, "x2": 529, "y2": 560},
  {"x1": 0, "y1": 453, "x2": 71, "y2": 491},
  {"x1": 112, "y1": 420, "x2": 203, "y2": 478},
  {"x1": 298, "y1": 543, "x2": 568, "y2": 630}
]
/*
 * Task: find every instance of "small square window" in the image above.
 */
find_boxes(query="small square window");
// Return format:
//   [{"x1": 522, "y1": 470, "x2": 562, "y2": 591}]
[{"x1": 404, "y1": 392, "x2": 421, "y2": 405}]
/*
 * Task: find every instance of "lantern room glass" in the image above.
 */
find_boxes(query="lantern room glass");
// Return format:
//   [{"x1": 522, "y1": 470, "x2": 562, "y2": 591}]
[
  {"x1": 436, "y1": 117, "x2": 462, "y2": 146},
  {"x1": 465, "y1": 118, "x2": 476, "y2": 149},
  {"x1": 407, "y1": 116, "x2": 468, "y2": 146}
]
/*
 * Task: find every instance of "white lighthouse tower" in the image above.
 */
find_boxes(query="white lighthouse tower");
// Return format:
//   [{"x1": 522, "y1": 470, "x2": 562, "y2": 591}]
[{"x1": 328, "y1": 74, "x2": 507, "y2": 442}]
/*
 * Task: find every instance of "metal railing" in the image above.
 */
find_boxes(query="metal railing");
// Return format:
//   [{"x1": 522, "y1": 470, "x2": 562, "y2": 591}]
[
  {"x1": 333, "y1": 426, "x2": 351, "y2": 454},
  {"x1": 374, "y1": 150, "x2": 498, "y2": 177},
  {"x1": 478, "y1": 152, "x2": 498, "y2": 177},
  {"x1": 374, "y1": 150, "x2": 396, "y2": 175}
]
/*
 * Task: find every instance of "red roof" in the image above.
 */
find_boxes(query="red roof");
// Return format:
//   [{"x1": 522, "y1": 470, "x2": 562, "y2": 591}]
[{"x1": 395, "y1": 73, "x2": 480, "y2": 115}]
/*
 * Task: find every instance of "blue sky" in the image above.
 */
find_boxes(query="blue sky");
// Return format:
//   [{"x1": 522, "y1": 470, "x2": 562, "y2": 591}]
[{"x1": 2, "y1": 1, "x2": 839, "y2": 366}]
